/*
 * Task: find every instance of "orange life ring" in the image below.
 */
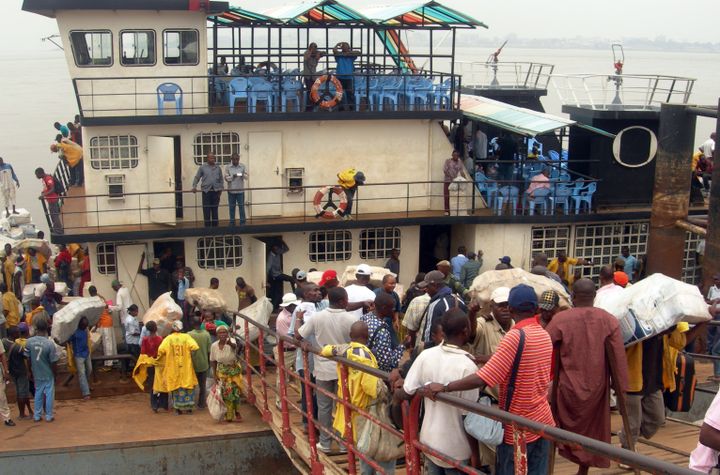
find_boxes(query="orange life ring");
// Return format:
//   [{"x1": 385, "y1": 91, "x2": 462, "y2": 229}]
[
  {"x1": 313, "y1": 186, "x2": 348, "y2": 219},
  {"x1": 310, "y1": 75, "x2": 344, "y2": 109}
]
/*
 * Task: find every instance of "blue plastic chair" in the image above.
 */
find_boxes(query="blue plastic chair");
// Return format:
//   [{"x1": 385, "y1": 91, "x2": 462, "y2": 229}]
[
  {"x1": 157, "y1": 82, "x2": 183, "y2": 115},
  {"x1": 212, "y1": 77, "x2": 229, "y2": 106},
  {"x1": 248, "y1": 77, "x2": 276, "y2": 113},
  {"x1": 432, "y1": 78, "x2": 452, "y2": 110},
  {"x1": 280, "y1": 79, "x2": 303, "y2": 112},
  {"x1": 474, "y1": 171, "x2": 499, "y2": 208},
  {"x1": 527, "y1": 187, "x2": 552, "y2": 215},
  {"x1": 571, "y1": 181, "x2": 597, "y2": 214},
  {"x1": 549, "y1": 181, "x2": 575, "y2": 215},
  {"x1": 354, "y1": 76, "x2": 379, "y2": 111},
  {"x1": 405, "y1": 77, "x2": 434, "y2": 110},
  {"x1": 495, "y1": 185, "x2": 519, "y2": 215},
  {"x1": 227, "y1": 77, "x2": 249, "y2": 113},
  {"x1": 376, "y1": 76, "x2": 404, "y2": 111}
]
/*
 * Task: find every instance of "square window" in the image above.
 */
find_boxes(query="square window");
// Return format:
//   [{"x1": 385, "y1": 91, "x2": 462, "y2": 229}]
[
  {"x1": 197, "y1": 236, "x2": 243, "y2": 269},
  {"x1": 120, "y1": 30, "x2": 156, "y2": 66},
  {"x1": 309, "y1": 231, "x2": 352, "y2": 263},
  {"x1": 96, "y1": 243, "x2": 116, "y2": 275},
  {"x1": 70, "y1": 30, "x2": 112, "y2": 67},
  {"x1": 286, "y1": 168, "x2": 304, "y2": 193},
  {"x1": 163, "y1": 30, "x2": 198, "y2": 66},
  {"x1": 193, "y1": 132, "x2": 240, "y2": 165},
  {"x1": 359, "y1": 228, "x2": 401, "y2": 260},
  {"x1": 573, "y1": 221, "x2": 649, "y2": 281},
  {"x1": 529, "y1": 226, "x2": 571, "y2": 264},
  {"x1": 89, "y1": 136, "x2": 139, "y2": 170}
]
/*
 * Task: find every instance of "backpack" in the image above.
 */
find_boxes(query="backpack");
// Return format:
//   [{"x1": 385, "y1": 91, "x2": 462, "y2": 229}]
[
  {"x1": 52, "y1": 176, "x2": 66, "y2": 195},
  {"x1": 663, "y1": 353, "x2": 696, "y2": 412}
]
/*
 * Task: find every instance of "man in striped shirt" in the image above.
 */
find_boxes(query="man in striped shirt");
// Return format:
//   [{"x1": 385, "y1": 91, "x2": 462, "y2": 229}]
[{"x1": 426, "y1": 284, "x2": 554, "y2": 475}]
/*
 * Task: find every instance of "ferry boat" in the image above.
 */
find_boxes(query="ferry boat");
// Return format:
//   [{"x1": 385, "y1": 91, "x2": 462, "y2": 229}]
[{"x1": 14, "y1": 0, "x2": 712, "y2": 473}]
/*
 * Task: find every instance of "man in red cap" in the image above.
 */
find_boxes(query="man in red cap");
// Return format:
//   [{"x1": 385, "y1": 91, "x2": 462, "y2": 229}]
[
  {"x1": 613, "y1": 271, "x2": 630, "y2": 288},
  {"x1": 318, "y1": 270, "x2": 338, "y2": 289}
]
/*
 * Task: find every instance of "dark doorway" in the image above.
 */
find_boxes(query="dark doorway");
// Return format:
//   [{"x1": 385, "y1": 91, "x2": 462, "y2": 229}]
[
  {"x1": 172, "y1": 136, "x2": 183, "y2": 219},
  {"x1": 153, "y1": 240, "x2": 185, "y2": 275},
  {"x1": 419, "y1": 225, "x2": 451, "y2": 273}
]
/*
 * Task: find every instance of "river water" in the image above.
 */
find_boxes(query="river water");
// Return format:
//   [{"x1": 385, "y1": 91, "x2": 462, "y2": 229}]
[{"x1": 0, "y1": 46, "x2": 717, "y2": 233}]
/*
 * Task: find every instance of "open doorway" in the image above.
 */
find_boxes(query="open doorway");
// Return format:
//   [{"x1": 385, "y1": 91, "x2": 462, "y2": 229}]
[
  {"x1": 419, "y1": 225, "x2": 451, "y2": 273},
  {"x1": 153, "y1": 240, "x2": 185, "y2": 275},
  {"x1": 172, "y1": 136, "x2": 183, "y2": 219}
]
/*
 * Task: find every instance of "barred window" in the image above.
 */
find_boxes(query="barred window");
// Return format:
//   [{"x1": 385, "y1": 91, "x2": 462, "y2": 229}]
[
  {"x1": 359, "y1": 227, "x2": 401, "y2": 260},
  {"x1": 530, "y1": 226, "x2": 571, "y2": 264},
  {"x1": 197, "y1": 236, "x2": 243, "y2": 269},
  {"x1": 573, "y1": 221, "x2": 649, "y2": 280},
  {"x1": 89, "y1": 135, "x2": 139, "y2": 170},
  {"x1": 96, "y1": 243, "x2": 116, "y2": 275},
  {"x1": 193, "y1": 132, "x2": 240, "y2": 165},
  {"x1": 309, "y1": 231, "x2": 352, "y2": 263},
  {"x1": 682, "y1": 232, "x2": 703, "y2": 285}
]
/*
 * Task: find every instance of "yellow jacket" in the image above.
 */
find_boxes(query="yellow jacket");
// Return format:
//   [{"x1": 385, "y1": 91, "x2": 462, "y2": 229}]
[
  {"x1": 547, "y1": 257, "x2": 579, "y2": 285},
  {"x1": 2, "y1": 291, "x2": 20, "y2": 327},
  {"x1": 133, "y1": 354, "x2": 158, "y2": 391},
  {"x1": 155, "y1": 332, "x2": 199, "y2": 392},
  {"x1": 3, "y1": 258, "x2": 14, "y2": 289},
  {"x1": 662, "y1": 323, "x2": 689, "y2": 392},
  {"x1": 337, "y1": 168, "x2": 358, "y2": 189},
  {"x1": 58, "y1": 140, "x2": 83, "y2": 167},
  {"x1": 321, "y1": 342, "x2": 379, "y2": 440},
  {"x1": 24, "y1": 251, "x2": 47, "y2": 284}
]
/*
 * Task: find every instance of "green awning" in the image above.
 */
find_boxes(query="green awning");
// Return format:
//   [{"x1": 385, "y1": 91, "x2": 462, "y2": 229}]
[
  {"x1": 460, "y1": 95, "x2": 573, "y2": 137},
  {"x1": 359, "y1": 1, "x2": 487, "y2": 28}
]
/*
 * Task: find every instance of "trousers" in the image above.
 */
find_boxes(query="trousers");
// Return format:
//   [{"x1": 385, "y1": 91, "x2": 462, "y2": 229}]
[
  {"x1": 195, "y1": 370, "x2": 208, "y2": 408},
  {"x1": 316, "y1": 378, "x2": 338, "y2": 447},
  {"x1": 74, "y1": 355, "x2": 92, "y2": 397},
  {"x1": 100, "y1": 327, "x2": 116, "y2": 367},
  {"x1": 0, "y1": 378, "x2": 11, "y2": 422},
  {"x1": 496, "y1": 438, "x2": 550, "y2": 475},
  {"x1": 619, "y1": 390, "x2": 666, "y2": 448},
  {"x1": 201, "y1": 190, "x2": 221, "y2": 227},
  {"x1": 34, "y1": 378, "x2": 54, "y2": 421},
  {"x1": 228, "y1": 191, "x2": 246, "y2": 224}
]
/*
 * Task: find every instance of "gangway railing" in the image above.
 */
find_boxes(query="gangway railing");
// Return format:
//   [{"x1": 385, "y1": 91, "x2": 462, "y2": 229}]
[
  {"x1": 232, "y1": 308, "x2": 701, "y2": 475},
  {"x1": 455, "y1": 62, "x2": 555, "y2": 90},
  {"x1": 551, "y1": 73, "x2": 695, "y2": 110}
]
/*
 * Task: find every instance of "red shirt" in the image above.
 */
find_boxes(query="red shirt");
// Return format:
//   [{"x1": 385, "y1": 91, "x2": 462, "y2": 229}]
[
  {"x1": 476, "y1": 322, "x2": 555, "y2": 444},
  {"x1": 42, "y1": 175, "x2": 59, "y2": 204},
  {"x1": 141, "y1": 335, "x2": 163, "y2": 358},
  {"x1": 54, "y1": 249, "x2": 72, "y2": 267}
]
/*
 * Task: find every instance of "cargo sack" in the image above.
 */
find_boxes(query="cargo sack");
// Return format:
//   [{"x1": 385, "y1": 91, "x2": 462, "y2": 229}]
[
  {"x1": 185, "y1": 288, "x2": 228, "y2": 313},
  {"x1": 356, "y1": 382, "x2": 405, "y2": 462},
  {"x1": 142, "y1": 292, "x2": 183, "y2": 337},
  {"x1": 663, "y1": 353, "x2": 696, "y2": 413},
  {"x1": 51, "y1": 296, "x2": 106, "y2": 343},
  {"x1": 207, "y1": 382, "x2": 227, "y2": 422}
]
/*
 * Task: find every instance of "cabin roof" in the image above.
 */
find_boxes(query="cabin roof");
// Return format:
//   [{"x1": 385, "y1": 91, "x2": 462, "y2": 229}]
[{"x1": 22, "y1": 0, "x2": 229, "y2": 18}]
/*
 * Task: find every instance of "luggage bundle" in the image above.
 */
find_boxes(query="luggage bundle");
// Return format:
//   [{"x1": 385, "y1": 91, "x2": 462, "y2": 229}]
[
  {"x1": 234, "y1": 297, "x2": 273, "y2": 342},
  {"x1": 185, "y1": 287, "x2": 228, "y2": 313},
  {"x1": 469, "y1": 268, "x2": 571, "y2": 310},
  {"x1": 142, "y1": 292, "x2": 183, "y2": 337},
  {"x1": 51, "y1": 296, "x2": 106, "y2": 343}
]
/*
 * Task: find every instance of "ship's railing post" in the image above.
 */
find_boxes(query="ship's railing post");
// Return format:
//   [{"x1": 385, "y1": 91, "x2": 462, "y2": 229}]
[
  {"x1": 244, "y1": 320, "x2": 256, "y2": 404},
  {"x1": 402, "y1": 398, "x2": 422, "y2": 474},
  {"x1": 257, "y1": 326, "x2": 271, "y2": 422},
  {"x1": 302, "y1": 350, "x2": 323, "y2": 475},
  {"x1": 338, "y1": 363, "x2": 357, "y2": 475},
  {"x1": 275, "y1": 340, "x2": 295, "y2": 448}
]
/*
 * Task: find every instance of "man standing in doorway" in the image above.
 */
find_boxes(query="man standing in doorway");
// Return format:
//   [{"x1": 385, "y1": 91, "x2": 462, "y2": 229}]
[
  {"x1": 138, "y1": 252, "x2": 171, "y2": 306},
  {"x1": 35, "y1": 168, "x2": 62, "y2": 234},
  {"x1": 192, "y1": 153, "x2": 223, "y2": 227},
  {"x1": 443, "y1": 150, "x2": 465, "y2": 216},
  {"x1": 0, "y1": 157, "x2": 19, "y2": 217},
  {"x1": 224, "y1": 152, "x2": 247, "y2": 226},
  {"x1": 267, "y1": 241, "x2": 294, "y2": 311},
  {"x1": 618, "y1": 246, "x2": 638, "y2": 283}
]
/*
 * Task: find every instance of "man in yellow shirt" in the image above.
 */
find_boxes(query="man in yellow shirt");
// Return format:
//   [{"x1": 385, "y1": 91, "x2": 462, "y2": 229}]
[
  {"x1": 155, "y1": 320, "x2": 199, "y2": 414},
  {"x1": 547, "y1": 250, "x2": 592, "y2": 286},
  {"x1": 50, "y1": 139, "x2": 84, "y2": 187},
  {"x1": 1, "y1": 283, "x2": 20, "y2": 328}
]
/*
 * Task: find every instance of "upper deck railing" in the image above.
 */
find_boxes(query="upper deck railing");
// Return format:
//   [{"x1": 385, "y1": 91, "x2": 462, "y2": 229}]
[
  {"x1": 551, "y1": 73, "x2": 695, "y2": 110},
  {"x1": 72, "y1": 70, "x2": 461, "y2": 120},
  {"x1": 455, "y1": 61, "x2": 555, "y2": 90},
  {"x1": 231, "y1": 307, "x2": 701, "y2": 475}
]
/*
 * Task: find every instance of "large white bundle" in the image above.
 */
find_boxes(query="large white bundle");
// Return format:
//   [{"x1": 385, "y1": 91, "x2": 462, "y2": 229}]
[
  {"x1": 469, "y1": 268, "x2": 571, "y2": 309},
  {"x1": 8, "y1": 208, "x2": 31, "y2": 226},
  {"x1": 340, "y1": 265, "x2": 396, "y2": 289},
  {"x1": 595, "y1": 273, "x2": 712, "y2": 346},
  {"x1": 51, "y1": 296, "x2": 106, "y2": 343},
  {"x1": 185, "y1": 287, "x2": 228, "y2": 313},
  {"x1": 307, "y1": 271, "x2": 324, "y2": 285},
  {"x1": 235, "y1": 297, "x2": 273, "y2": 342},
  {"x1": 143, "y1": 292, "x2": 183, "y2": 337}
]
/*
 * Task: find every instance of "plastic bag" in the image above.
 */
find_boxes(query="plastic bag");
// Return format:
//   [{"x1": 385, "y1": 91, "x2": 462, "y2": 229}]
[
  {"x1": 235, "y1": 297, "x2": 273, "y2": 342},
  {"x1": 464, "y1": 396, "x2": 504, "y2": 446},
  {"x1": 142, "y1": 292, "x2": 183, "y2": 337},
  {"x1": 51, "y1": 296, "x2": 106, "y2": 343},
  {"x1": 185, "y1": 288, "x2": 228, "y2": 313},
  {"x1": 207, "y1": 382, "x2": 227, "y2": 422},
  {"x1": 356, "y1": 382, "x2": 405, "y2": 462}
]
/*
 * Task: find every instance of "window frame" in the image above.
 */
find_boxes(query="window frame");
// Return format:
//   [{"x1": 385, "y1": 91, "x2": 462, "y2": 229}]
[
  {"x1": 69, "y1": 30, "x2": 114, "y2": 68},
  {"x1": 89, "y1": 135, "x2": 140, "y2": 170},
  {"x1": 96, "y1": 243, "x2": 117, "y2": 275},
  {"x1": 308, "y1": 230, "x2": 352, "y2": 263},
  {"x1": 196, "y1": 236, "x2": 243, "y2": 270},
  {"x1": 192, "y1": 132, "x2": 241, "y2": 165},
  {"x1": 359, "y1": 227, "x2": 401, "y2": 260},
  {"x1": 119, "y1": 29, "x2": 156, "y2": 67},
  {"x1": 162, "y1": 29, "x2": 200, "y2": 66}
]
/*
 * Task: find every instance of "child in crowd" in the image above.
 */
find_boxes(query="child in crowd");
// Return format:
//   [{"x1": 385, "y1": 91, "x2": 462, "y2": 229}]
[
  {"x1": 24, "y1": 316, "x2": 59, "y2": 422},
  {"x1": 140, "y1": 321, "x2": 168, "y2": 412}
]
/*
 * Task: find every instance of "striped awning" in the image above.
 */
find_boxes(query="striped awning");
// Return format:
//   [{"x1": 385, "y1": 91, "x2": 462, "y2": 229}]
[
  {"x1": 359, "y1": 1, "x2": 487, "y2": 28},
  {"x1": 262, "y1": 0, "x2": 371, "y2": 25},
  {"x1": 213, "y1": 6, "x2": 279, "y2": 25}
]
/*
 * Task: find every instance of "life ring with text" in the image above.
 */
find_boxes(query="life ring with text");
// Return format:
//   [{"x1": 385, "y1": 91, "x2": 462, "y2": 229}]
[
  {"x1": 310, "y1": 75, "x2": 344, "y2": 109},
  {"x1": 612, "y1": 126, "x2": 658, "y2": 168},
  {"x1": 313, "y1": 186, "x2": 348, "y2": 219}
]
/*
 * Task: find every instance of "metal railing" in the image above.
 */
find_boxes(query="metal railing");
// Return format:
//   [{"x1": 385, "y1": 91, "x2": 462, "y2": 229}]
[
  {"x1": 72, "y1": 71, "x2": 462, "y2": 118},
  {"x1": 455, "y1": 61, "x2": 555, "y2": 90},
  {"x1": 551, "y1": 73, "x2": 695, "y2": 110},
  {"x1": 232, "y1": 307, "x2": 700, "y2": 475},
  {"x1": 39, "y1": 167, "x2": 601, "y2": 235}
]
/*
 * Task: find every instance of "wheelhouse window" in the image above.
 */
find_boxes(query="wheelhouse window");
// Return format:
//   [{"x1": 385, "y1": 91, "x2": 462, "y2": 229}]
[
  {"x1": 197, "y1": 236, "x2": 243, "y2": 269},
  {"x1": 70, "y1": 30, "x2": 112, "y2": 67},
  {"x1": 193, "y1": 132, "x2": 240, "y2": 165},
  {"x1": 309, "y1": 231, "x2": 352, "y2": 263},
  {"x1": 96, "y1": 243, "x2": 116, "y2": 275},
  {"x1": 89, "y1": 135, "x2": 139, "y2": 170},
  {"x1": 120, "y1": 30, "x2": 155, "y2": 66},
  {"x1": 163, "y1": 30, "x2": 198, "y2": 65}
]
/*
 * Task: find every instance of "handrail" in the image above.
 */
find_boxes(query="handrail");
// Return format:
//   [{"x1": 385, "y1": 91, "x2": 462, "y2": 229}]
[
  {"x1": 231, "y1": 308, "x2": 701, "y2": 475},
  {"x1": 454, "y1": 61, "x2": 555, "y2": 90}
]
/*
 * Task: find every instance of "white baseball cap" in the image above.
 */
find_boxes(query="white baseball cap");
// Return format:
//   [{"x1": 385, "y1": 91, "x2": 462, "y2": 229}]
[
  {"x1": 356, "y1": 264, "x2": 372, "y2": 276},
  {"x1": 279, "y1": 293, "x2": 301, "y2": 307},
  {"x1": 490, "y1": 286, "x2": 510, "y2": 304}
]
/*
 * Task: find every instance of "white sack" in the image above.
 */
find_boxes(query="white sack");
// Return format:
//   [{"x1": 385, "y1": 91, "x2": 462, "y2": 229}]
[{"x1": 51, "y1": 296, "x2": 106, "y2": 343}]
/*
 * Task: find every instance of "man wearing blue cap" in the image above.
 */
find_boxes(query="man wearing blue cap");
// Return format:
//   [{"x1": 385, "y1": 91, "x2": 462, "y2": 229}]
[{"x1": 424, "y1": 284, "x2": 554, "y2": 475}]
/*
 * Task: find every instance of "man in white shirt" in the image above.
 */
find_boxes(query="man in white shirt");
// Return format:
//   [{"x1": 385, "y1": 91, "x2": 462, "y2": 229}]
[
  {"x1": 344, "y1": 263, "x2": 376, "y2": 319},
  {"x1": 701, "y1": 132, "x2": 716, "y2": 160},
  {"x1": 708, "y1": 273, "x2": 720, "y2": 304},
  {"x1": 298, "y1": 287, "x2": 357, "y2": 453},
  {"x1": 594, "y1": 266, "x2": 624, "y2": 307},
  {"x1": 111, "y1": 279, "x2": 134, "y2": 322},
  {"x1": 397, "y1": 308, "x2": 479, "y2": 472}
]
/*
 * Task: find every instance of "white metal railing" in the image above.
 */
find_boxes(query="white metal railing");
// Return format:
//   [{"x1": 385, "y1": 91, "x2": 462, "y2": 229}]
[
  {"x1": 551, "y1": 73, "x2": 696, "y2": 110},
  {"x1": 455, "y1": 61, "x2": 555, "y2": 90}
]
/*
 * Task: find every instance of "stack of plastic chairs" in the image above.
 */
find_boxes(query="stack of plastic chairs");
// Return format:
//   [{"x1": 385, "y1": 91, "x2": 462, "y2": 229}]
[
  {"x1": 571, "y1": 181, "x2": 597, "y2": 214},
  {"x1": 157, "y1": 82, "x2": 183, "y2": 115},
  {"x1": 495, "y1": 185, "x2": 519, "y2": 215},
  {"x1": 375, "y1": 76, "x2": 404, "y2": 111},
  {"x1": 248, "y1": 77, "x2": 276, "y2": 113},
  {"x1": 474, "y1": 171, "x2": 499, "y2": 209},
  {"x1": 354, "y1": 76, "x2": 379, "y2": 111},
  {"x1": 548, "y1": 180, "x2": 576, "y2": 215},
  {"x1": 432, "y1": 78, "x2": 453, "y2": 110},
  {"x1": 227, "y1": 77, "x2": 249, "y2": 113},
  {"x1": 280, "y1": 78, "x2": 303, "y2": 112},
  {"x1": 405, "y1": 76, "x2": 434, "y2": 110}
]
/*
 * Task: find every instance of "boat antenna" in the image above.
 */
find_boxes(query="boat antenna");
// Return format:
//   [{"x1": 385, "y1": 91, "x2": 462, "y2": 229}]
[
  {"x1": 41, "y1": 35, "x2": 64, "y2": 51},
  {"x1": 609, "y1": 43, "x2": 624, "y2": 105},
  {"x1": 487, "y1": 40, "x2": 507, "y2": 87}
]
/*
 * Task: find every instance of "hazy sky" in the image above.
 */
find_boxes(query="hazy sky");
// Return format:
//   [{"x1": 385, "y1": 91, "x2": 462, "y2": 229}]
[{"x1": 2, "y1": 0, "x2": 719, "y2": 54}]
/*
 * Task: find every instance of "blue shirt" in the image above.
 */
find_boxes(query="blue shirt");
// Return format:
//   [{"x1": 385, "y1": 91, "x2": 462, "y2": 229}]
[
  {"x1": 24, "y1": 336, "x2": 59, "y2": 381},
  {"x1": 451, "y1": 254, "x2": 469, "y2": 279},
  {"x1": 0, "y1": 163, "x2": 19, "y2": 186},
  {"x1": 70, "y1": 328, "x2": 89, "y2": 358},
  {"x1": 176, "y1": 277, "x2": 189, "y2": 301},
  {"x1": 621, "y1": 255, "x2": 638, "y2": 281},
  {"x1": 334, "y1": 55, "x2": 357, "y2": 80},
  {"x1": 373, "y1": 288, "x2": 401, "y2": 314}
]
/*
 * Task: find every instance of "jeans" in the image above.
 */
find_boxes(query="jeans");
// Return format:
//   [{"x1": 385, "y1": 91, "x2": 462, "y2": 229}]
[
  {"x1": 228, "y1": 191, "x2": 246, "y2": 224},
  {"x1": 316, "y1": 378, "x2": 338, "y2": 447},
  {"x1": 424, "y1": 457, "x2": 469, "y2": 475},
  {"x1": 343, "y1": 186, "x2": 356, "y2": 217},
  {"x1": 360, "y1": 459, "x2": 396, "y2": 475},
  {"x1": 148, "y1": 367, "x2": 169, "y2": 411},
  {"x1": 74, "y1": 355, "x2": 92, "y2": 397},
  {"x1": 34, "y1": 378, "x2": 55, "y2": 421},
  {"x1": 299, "y1": 369, "x2": 318, "y2": 428},
  {"x1": 201, "y1": 190, "x2": 221, "y2": 227},
  {"x1": 338, "y1": 78, "x2": 354, "y2": 111},
  {"x1": 195, "y1": 370, "x2": 208, "y2": 408},
  {"x1": 496, "y1": 438, "x2": 550, "y2": 475},
  {"x1": 70, "y1": 160, "x2": 84, "y2": 186}
]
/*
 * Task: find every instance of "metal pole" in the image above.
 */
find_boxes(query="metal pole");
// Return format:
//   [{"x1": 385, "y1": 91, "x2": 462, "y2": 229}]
[
  {"x1": 703, "y1": 98, "x2": 720, "y2": 290},
  {"x1": 646, "y1": 103, "x2": 697, "y2": 277}
]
